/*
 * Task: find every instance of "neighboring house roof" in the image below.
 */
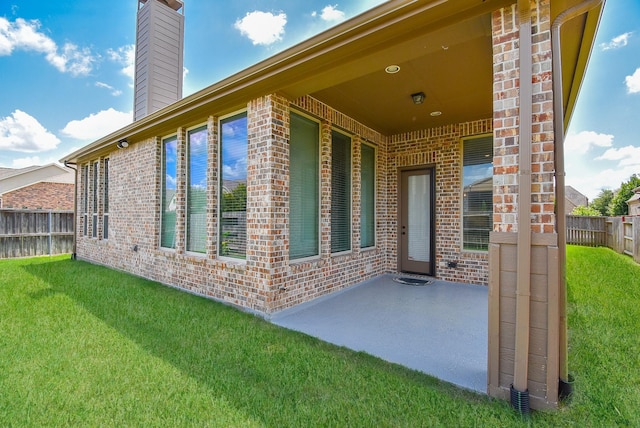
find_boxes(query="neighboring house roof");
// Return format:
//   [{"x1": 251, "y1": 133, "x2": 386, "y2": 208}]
[
  {"x1": 627, "y1": 187, "x2": 640, "y2": 204},
  {"x1": 565, "y1": 185, "x2": 588, "y2": 205},
  {"x1": 0, "y1": 164, "x2": 75, "y2": 195},
  {"x1": 61, "y1": 0, "x2": 603, "y2": 164}
]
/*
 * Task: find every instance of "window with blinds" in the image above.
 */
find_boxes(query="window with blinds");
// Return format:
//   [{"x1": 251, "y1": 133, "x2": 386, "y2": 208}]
[
  {"x1": 331, "y1": 130, "x2": 351, "y2": 253},
  {"x1": 103, "y1": 158, "x2": 109, "y2": 240},
  {"x1": 161, "y1": 136, "x2": 178, "y2": 249},
  {"x1": 92, "y1": 161, "x2": 98, "y2": 238},
  {"x1": 360, "y1": 143, "x2": 376, "y2": 248},
  {"x1": 82, "y1": 165, "x2": 88, "y2": 236},
  {"x1": 290, "y1": 112, "x2": 319, "y2": 259},
  {"x1": 187, "y1": 126, "x2": 208, "y2": 253},
  {"x1": 462, "y1": 135, "x2": 493, "y2": 251},
  {"x1": 220, "y1": 113, "x2": 247, "y2": 259}
]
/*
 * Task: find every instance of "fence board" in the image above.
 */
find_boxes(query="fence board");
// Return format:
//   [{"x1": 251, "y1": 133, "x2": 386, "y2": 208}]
[
  {"x1": 565, "y1": 215, "x2": 606, "y2": 247},
  {"x1": 0, "y1": 209, "x2": 74, "y2": 258}
]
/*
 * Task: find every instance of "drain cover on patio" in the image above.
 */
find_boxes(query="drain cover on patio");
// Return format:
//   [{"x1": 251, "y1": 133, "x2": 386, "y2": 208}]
[{"x1": 392, "y1": 277, "x2": 433, "y2": 286}]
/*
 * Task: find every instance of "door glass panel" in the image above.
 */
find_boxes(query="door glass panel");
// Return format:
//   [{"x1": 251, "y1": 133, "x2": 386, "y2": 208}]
[{"x1": 408, "y1": 173, "x2": 430, "y2": 262}]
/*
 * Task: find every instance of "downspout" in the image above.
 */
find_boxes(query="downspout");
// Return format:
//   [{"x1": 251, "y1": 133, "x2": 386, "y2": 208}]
[
  {"x1": 511, "y1": 0, "x2": 533, "y2": 414},
  {"x1": 64, "y1": 160, "x2": 78, "y2": 260},
  {"x1": 552, "y1": 0, "x2": 604, "y2": 399}
]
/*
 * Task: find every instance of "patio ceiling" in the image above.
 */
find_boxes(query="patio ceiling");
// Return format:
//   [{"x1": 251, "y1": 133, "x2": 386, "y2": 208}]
[
  {"x1": 62, "y1": 0, "x2": 603, "y2": 163},
  {"x1": 306, "y1": 14, "x2": 494, "y2": 135}
]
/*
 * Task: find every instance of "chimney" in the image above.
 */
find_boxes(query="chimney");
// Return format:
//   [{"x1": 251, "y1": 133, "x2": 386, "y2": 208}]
[{"x1": 134, "y1": 0, "x2": 185, "y2": 121}]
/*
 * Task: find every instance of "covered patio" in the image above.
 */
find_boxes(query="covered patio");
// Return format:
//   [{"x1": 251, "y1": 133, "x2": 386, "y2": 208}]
[{"x1": 271, "y1": 275, "x2": 488, "y2": 393}]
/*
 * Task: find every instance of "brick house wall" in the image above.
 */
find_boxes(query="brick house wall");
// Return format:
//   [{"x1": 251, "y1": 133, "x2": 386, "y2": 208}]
[
  {"x1": 1, "y1": 182, "x2": 74, "y2": 210},
  {"x1": 75, "y1": 91, "x2": 495, "y2": 314}
]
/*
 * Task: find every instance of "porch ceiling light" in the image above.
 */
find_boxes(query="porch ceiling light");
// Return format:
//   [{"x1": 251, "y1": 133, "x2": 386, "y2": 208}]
[
  {"x1": 430, "y1": 111, "x2": 442, "y2": 117},
  {"x1": 116, "y1": 138, "x2": 129, "y2": 149},
  {"x1": 385, "y1": 64, "x2": 400, "y2": 74},
  {"x1": 411, "y1": 92, "x2": 425, "y2": 105}
]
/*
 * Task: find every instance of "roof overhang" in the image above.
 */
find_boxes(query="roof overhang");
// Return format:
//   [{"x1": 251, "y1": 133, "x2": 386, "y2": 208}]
[{"x1": 62, "y1": 0, "x2": 603, "y2": 164}]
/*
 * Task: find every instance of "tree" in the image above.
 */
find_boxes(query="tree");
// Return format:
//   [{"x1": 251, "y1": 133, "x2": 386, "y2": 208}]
[
  {"x1": 571, "y1": 205, "x2": 601, "y2": 216},
  {"x1": 590, "y1": 189, "x2": 614, "y2": 216},
  {"x1": 609, "y1": 174, "x2": 640, "y2": 216}
]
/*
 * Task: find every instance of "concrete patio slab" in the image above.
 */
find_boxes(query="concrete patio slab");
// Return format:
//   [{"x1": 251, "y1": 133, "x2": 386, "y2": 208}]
[{"x1": 270, "y1": 274, "x2": 488, "y2": 393}]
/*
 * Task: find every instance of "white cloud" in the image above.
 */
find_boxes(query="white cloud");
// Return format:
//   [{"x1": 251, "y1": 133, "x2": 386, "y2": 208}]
[
  {"x1": 0, "y1": 110, "x2": 60, "y2": 153},
  {"x1": 599, "y1": 32, "x2": 632, "y2": 51},
  {"x1": 596, "y1": 145, "x2": 640, "y2": 166},
  {"x1": 95, "y1": 82, "x2": 122, "y2": 96},
  {"x1": 564, "y1": 130, "x2": 614, "y2": 154},
  {"x1": 234, "y1": 11, "x2": 286, "y2": 46},
  {"x1": 107, "y1": 44, "x2": 135, "y2": 84},
  {"x1": 625, "y1": 68, "x2": 640, "y2": 94},
  {"x1": 318, "y1": 5, "x2": 346, "y2": 22},
  {"x1": 0, "y1": 17, "x2": 95, "y2": 76},
  {"x1": 60, "y1": 108, "x2": 132, "y2": 141},
  {"x1": 223, "y1": 158, "x2": 248, "y2": 180},
  {"x1": 568, "y1": 165, "x2": 640, "y2": 201},
  {"x1": 7, "y1": 155, "x2": 65, "y2": 169}
]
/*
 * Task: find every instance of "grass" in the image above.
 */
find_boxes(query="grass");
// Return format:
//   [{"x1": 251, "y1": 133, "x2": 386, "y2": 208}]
[{"x1": 0, "y1": 246, "x2": 638, "y2": 426}]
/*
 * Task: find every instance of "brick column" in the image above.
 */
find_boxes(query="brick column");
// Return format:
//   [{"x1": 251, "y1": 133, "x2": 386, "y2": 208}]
[
  {"x1": 489, "y1": 0, "x2": 560, "y2": 409},
  {"x1": 246, "y1": 94, "x2": 290, "y2": 312}
]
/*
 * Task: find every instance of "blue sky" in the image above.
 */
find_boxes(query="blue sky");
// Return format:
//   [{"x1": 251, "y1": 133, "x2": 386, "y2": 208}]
[{"x1": 0, "y1": 0, "x2": 638, "y2": 201}]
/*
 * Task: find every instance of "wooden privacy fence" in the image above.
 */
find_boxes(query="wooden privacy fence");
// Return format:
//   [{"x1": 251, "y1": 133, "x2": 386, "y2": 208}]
[
  {"x1": 565, "y1": 215, "x2": 607, "y2": 247},
  {"x1": 566, "y1": 214, "x2": 640, "y2": 264},
  {"x1": 0, "y1": 209, "x2": 74, "y2": 259}
]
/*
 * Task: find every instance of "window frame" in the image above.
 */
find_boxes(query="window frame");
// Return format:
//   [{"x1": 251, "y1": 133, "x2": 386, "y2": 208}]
[
  {"x1": 103, "y1": 158, "x2": 109, "y2": 240},
  {"x1": 289, "y1": 110, "x2": 321, "y2": 261},
  {"x1": 185, "y1": 123, "x2": 209, "y2": 255},
  {"x1": 92, "y1": 161, "x2": 99, "y2": 239},
  {"x1": 360, "y1": 141, "x2": 377, "y2": 249},
  {"x1": 82, "y1": 164, "x2": 89, "y2": 237},
  {"x1": 330, "y1": 128, "x2": 353, "y2": 254},
  {"x1": 160, "y1": 134, "x2": 178, "y2": 250},
  {"x1": 461, "y1": 133, "x2": 493, "y2": 252},
  {"x1": 218, "y1": 110, "x2": 248, "y2": 261}
]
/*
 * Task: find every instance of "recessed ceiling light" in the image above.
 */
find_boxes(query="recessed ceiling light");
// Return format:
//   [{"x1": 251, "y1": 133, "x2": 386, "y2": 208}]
[
  {"x1": 430, "y1": 111, "x2": 442, "y2": 116},
  {"x1": 385, "y1": 65, "x2": 400, "y2": 74}
]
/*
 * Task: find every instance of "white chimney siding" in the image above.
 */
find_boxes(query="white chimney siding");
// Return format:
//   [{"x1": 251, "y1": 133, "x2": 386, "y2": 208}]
[{"x1": 134, "y1": 0, "x2": 185, "y2": 121}]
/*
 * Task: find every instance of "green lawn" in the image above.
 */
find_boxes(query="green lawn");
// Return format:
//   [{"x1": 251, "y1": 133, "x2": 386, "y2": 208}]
[{"x1": 0, "y1": 246, "x2": 638, "y2": 426}]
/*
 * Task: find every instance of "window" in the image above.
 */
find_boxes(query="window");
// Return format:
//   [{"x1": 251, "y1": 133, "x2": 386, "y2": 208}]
[
  {"x1": 161, "y1": 135, "x2": 178, "y2": 249},
  {"x1": 220, "y1": 113, "x2": 247, "y2": 259},
  {"x1": 331, "y1": 130, "x2": 351, "y2": 253},
  {"x1": 187, "y1": 126, "x2": 208, "y2": 253},
  {"x1": 92, "y1": 161, "x2": 99, "y2": 238},
  {"x1": 290, "y1": 112, "x2": 319, "y2": 259},
  {"x1": 462, "y1": 135, "x2": 493, "y2": 251},
  {"x1": 360, "y1": 143, "x2": 376, "y2": 248},
  {"x1": 103, "y1": 158, "x2": 109, "y2": 240},
  {"x1": 82, "y1": 165, "x2": 88, "y2": 236}
]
